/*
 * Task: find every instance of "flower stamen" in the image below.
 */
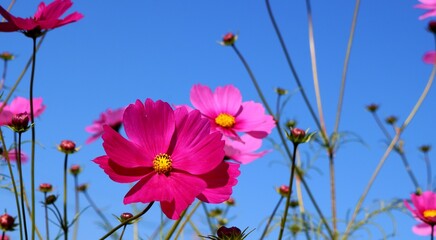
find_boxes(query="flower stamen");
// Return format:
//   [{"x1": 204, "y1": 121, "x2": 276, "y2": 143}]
[
  {"x1": 215, "y1": 113, "x2": 235, "y2": 128},
  {"x1": 424, "y1": 209, "x2": 436, "y2": 218},
  {"x1": 153, "y1": 153, "x2": 173, "y2": 175}
]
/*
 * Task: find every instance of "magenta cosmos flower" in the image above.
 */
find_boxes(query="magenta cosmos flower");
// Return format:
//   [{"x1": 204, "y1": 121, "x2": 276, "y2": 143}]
[
  {"x1": 190, "y1": 84, "x2": 275, "y2": 141},
  {"x1": 1, "y1": 148, "x2": 28, "y2": 163},
  {"x1": 85, "y1": 107, "x2": 126, "y2": 144},
  {"x1": 93, "y1": 99, "x2": 240, "y2": 220},
  {"x1": 0, "y1": 96, "x2": 45, "y2": 126},
  {"x1": 0, "y1": 0, "x2": 83, "y2": 34},
  {"x1": 423, "y1": 50, "x2": 436, "y2": 64},
  {"x1": 404, "y1": 191, "x2": 436, "y2": 236},
  {"x1": 224, "y1": 134, "x2": 270, "y2": 164},
  {"x1": 415, "y1": 0, "x2": 436, "y2": 20}
]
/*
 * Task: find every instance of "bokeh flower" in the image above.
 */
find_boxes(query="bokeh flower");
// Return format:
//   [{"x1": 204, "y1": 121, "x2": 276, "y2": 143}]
[
  {"x1": 93, "y1": 99, "x2": 240, "y2": 219},
  {"x1": 415, "y1": 0, "x2": 436, "y2": 20},
  {"x1": 190, "y1": 84, "x2": 275, "y2": 141},
  {"x1": 404, "y1": 191, "x2": 436, "y2": 236},
  {"x1": 423, "y1": 50, "x2": 436, "y2": 64},
  {"x1": 1, "y1": 148, "x2": 29, "y2": 163},
  {"x1": 224, "y1": 134, "x2": 270, "y2": 164},
  {"x1": 0, "y1": 96, "x2": 45, "y2": 126},
  {"x1": 85, "y1": 107, "x2": 126, "y2": 144},
  {"x1": 0, "y1": 0, "x2": 83, "y2": 37}
]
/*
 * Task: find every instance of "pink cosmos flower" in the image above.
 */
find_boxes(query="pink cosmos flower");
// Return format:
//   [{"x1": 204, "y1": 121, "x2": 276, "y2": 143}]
[
  {"x1": 93, "y1": 99, "x2": 240, "y2": 220},
  {"x1": 0, "y1": 0, "x2": 83, "y2": 33},
  {"x1": 85, "y1": 107, "x2": 126, "y2": 144},
  {"x1": 1, "y1": 148, "x2": 28, "y2": 163},
  {"x1": 416, "y1": 0, "x2": 436, "y2": 20},
  {"x1": 224, "y1": 134, "x2": 270, "y2": 164},
  {"x1": 0, "y1": 96, "x2": 45, "y2": 126},
  {"x1": 404, "y1": 191, "x2": 436, "y2": 236},
  {"x1": 190, "y1": 84, "x2": 275, "y2": 141},
  {"x1": 423, "y1": 50, "x2": 436, "y2": 64}
]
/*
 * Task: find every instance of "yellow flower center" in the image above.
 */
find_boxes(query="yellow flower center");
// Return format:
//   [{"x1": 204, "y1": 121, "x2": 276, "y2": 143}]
[
  {"x1": 424, "y1": 209, "x2": 436, "y2": 218},
  {"x1": 153, "y1": 153, "x2": 172, "y2": 175},
  {"x1": 215, "y1": 113, "x2": 235, "y2": 128}
]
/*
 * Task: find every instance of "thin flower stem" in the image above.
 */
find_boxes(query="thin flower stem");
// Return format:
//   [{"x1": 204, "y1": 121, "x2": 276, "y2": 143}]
[
  {"x1": 432, "y1": 225, "x2": 434, "y2": 240},
  {"x1": 82, "y1": 190, "x2": 115, "y2": 236},
  {"x1": 304, "y1": 0, "x2": 327, "y2": 138},
  {"x1": 72, "y1": 176, "x2": 80, "y2": 240},
  {"x1": 333, "y1": 0, "x2": 361, "y2": 134},
  {"x1": 0, "y1": 35, "x2": 45, "y2": 116},
  {"x1": 2, "y1": 60, "x2": 7, "y2": 81},
  {"x1": 278, "y1": 143, "x2": 299, "y2": 240},
  {"x1": 231, "y1": 45, "x2": 273, "y2": 116},
  {"x1": 17, "y1": 132, "x2": 29, "y2": 240},
  {"x1": 425, "y1": 152, "x2": 432, "y2": 190},
  {"x1": 342, "y1": 65, "x2": 436, "y2": 239},
  {"x1": 260, "y1": 196, "x2": 284, "y2": 239},
  {"x1": 99, "y1": 202, "x2": 155, "y2": 240},
  {"x1": 174, "y1": 200, "x2": 201, "y2": 239},
  {"x1": 296, "y1": 155, "x2": 310, "y2": 240},
  {"x1": 30, "y1": 36, "x2": 37, "y2": 240},
  {"x1": 0, "y1": 129, "x2": 22, "y2": 240},
  {"x1": 264, "y1": 0, "x2": 323, "y2": 135},
  {"x1": 118, "y1": 226, "x2": 127, "y2": 240},
  {"x1": 230, "y1": 34, "x2": 332, "y2": 240},
  {"x1": 63, "y1": 153, "x2": 69, "y2": 240},
  {"x1": 44, "y1": 192, "x2": 50, "y2": 240},
  {"x1": 188, "y1": 219, "x2": 201, "y2": 236},
  {"x1": 328, "y1": 153, "x2": 337, "y2": 238},
  {"x1": 165, "y1": 209, "x2": 187, "y2": 240},
  {"x1": 371, "y1": 112, "x2": 420, "y2": 189},
  {"x1": 202, "y1": 202, "x2": 215, "y2": 234}
]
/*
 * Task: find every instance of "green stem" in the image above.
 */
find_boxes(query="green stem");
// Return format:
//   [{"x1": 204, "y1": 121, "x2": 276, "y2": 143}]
[
  {"x1": 44, "y1": 192, "x2": 50, "y2": 240},
  {"x1": 278, "y1": 143, "x2": 299, "y2": 240},
  {"x1": 342, "y1": 65, "x2": 436, "y2": 239},
  {"x1": 333, "y1": 0, "x2": 361, "y2": 134},
  {"x1": 260, "y1": 196, "x2": 283, "y2": 239},
  {"x1": 29, "y1": 36, "x2": 37, "y2": 240},
  {"x1": 118, "y1": 226, "x2": 127, "y2": 240},
  {"x1": 0, "y1": 129, "x2": 22, "y2": 240},
  {"x1": 99, "y1": 202, "x2": 154, "y2": 240},
  {"x1": 164, "y1": 209, "x2": 186, "y2": 240},
  {"x1": 174, "y1": 201, "x2": 201, "y2": 239},
  {"x1": 82, "y1": 190, "x2": 115, "y2": 237},
  {"x1": 63, "y1": 154, "x2": 69, "y2": 240},
  {"x1": 17, "y1": 132, "x2": 29, "y2": 240},
  {"x1": 425, "y1": 152, "x2": 432, "y2": 191},
  {"x1": 202, "y1": 202, "x2": 215, "y2": 234},
  {"x1": 72, "y1": 175, "x2": 79, "y2": 240},
  {"x1": 264, "y1": 0, "x2": 322, "y2": 133}
]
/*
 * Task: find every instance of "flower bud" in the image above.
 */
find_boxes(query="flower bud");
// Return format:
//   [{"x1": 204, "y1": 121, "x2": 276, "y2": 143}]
[
  {"x1": 291, "y1": 128, "x2": 306, "y2": 138},
  {"x1": 9, "y1": 112, "x2": 30, "y2": 133},
  {"x1": 38, "y1": 183, "x2": 53, "y2": 193},
  {"x1": 45, "y1": 194, "x2": 58, "y2": 205},
  {"x1": 221, "y1": 32, "x2": 238, "y2": 46},
  {"x1": 285, "y1": 119, "x2": 297, "y2": 129},
  {"x1": 277, "y1": 185, "x2": 290, "y2": 197},
  {"x1": 0, "y1": 52, "x2": 14, "y2": 61},
  {"x1": 275, "y1": 87, "x2": 288, "y2": 96},
  {"x1": 429, "y1": 21, "x2": 436, "y2": 34},
  {"x1": 58, "y1": 140, "x2": 78, "y2": 154},
  {"x1": 0, "y1": 213, "x2": 16, "y2": 231},
  {"x1": 419, "y1": 145, "x2": 431, "y2": 153},
  {"x1": 366, "y1": 104, "x2": 379, "y2": 113},
  {"x1": 69, "y1": 164, "x2": 82, "y2": 176},
  {"x1": 385, "y1": 116, "x2": 397, "y2": 125},
  {"x1": 225, "y1": 197, "x2": 235, "y2": 206},
  {"x1": 77, "y1": 183, "x2": 88, "y2": 192},
  {"x1": 217, "y1": 226, "x2": 242, "y2": 239},
  {"x1": 120, "y1": 212, "x2": 133, "y2": 222}
]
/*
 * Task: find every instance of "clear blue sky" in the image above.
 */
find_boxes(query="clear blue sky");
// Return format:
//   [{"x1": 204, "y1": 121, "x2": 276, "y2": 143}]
[{"x1": 1, "y1": 0, "x2": 435, "y2": 239}]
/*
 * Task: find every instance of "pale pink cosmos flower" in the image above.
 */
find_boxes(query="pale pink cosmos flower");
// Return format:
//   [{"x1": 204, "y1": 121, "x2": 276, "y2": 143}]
[
  {"x1": 423, "y1": 50, "x2": 436, "y2": 64},
  {"x1": 0, "y1": 0, "x2": 83, "y2": 33},
  {"x1": 0, "y1": 96, "x2": 45, "y2": 126},
  {"x1": 404, "y1": 191, "x2": 436, "y2": 236},
  {"x1": 85, "y1": 107, "x2": 126, "y2": 144},
  {"x1": 93, "y1": 99, "x2": 240, "y2": 220},
  {"x1": 224, "y1": 134, "x2": 270, "y2": 164},
  {"x1": 415, "y1": 0, "x2": 436, "y2": 20},
  {"x1": 190, "y1": 84, "x2": 275, "y2": 141},
  {"x1": 1, "y1": 148, "x2": 28, "y2": 163}
]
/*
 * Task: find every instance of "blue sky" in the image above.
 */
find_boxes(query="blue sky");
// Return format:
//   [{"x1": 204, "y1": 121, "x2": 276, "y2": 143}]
[{"x1": 1, "y1": 0, "x2": 436, "y2": 239}]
